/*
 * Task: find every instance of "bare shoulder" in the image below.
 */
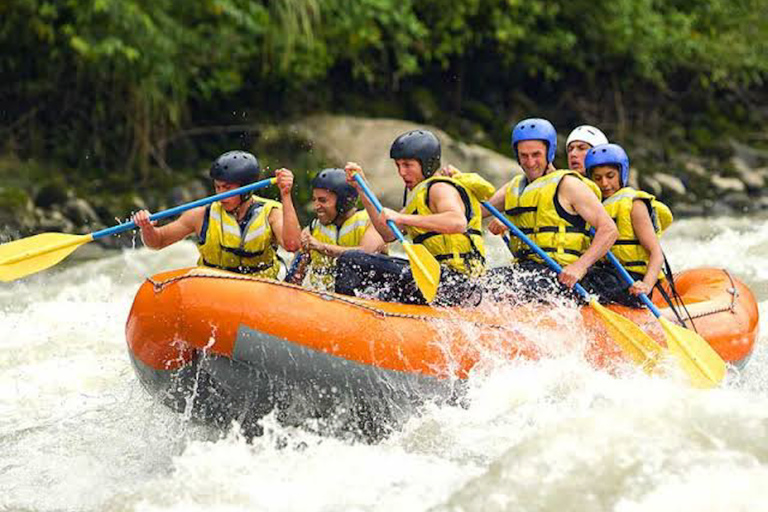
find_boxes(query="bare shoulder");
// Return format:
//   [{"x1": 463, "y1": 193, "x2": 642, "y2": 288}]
[
  {"x1": 428, "y1": 181, "x2": 462, "y2": 200},
  {"x1": 560, "y1": 174, "x2": 593, "y2": 198}
]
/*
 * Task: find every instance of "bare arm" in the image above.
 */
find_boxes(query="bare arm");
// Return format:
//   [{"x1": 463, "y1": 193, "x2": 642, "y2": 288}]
[
  {"x1": 558, "y1": 176, "x2": 618, "y2": 287},
  {"x1": 630, "y1": 200, "x2": 664, "y2": 295},
  {"x1": 271, "y1": 168, "x2": 301, "y2": 252},
  {"x1": 133, "y1": 208, "x2": 204, "y2": 250},
  {"x1": 344, "y1": 162, "x2": 397, "y2": 243},
  {"x1": 381, "y1": 182, "x2": 467, "y2": 234}
]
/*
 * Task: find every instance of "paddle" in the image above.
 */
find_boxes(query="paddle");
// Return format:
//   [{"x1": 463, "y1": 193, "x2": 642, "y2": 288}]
[
  {"x1": 598, "y1": 242, "x2": 726, "y2": 387},
  {"x1": 353, "y1": 173, "x2": 440, "y2": 302},
  {"x1": 483, "y1": 201, "x2": 664, "y2": 372},
  {"x1": 0, "y1": 177, "x2": 276, "y2": 282}
]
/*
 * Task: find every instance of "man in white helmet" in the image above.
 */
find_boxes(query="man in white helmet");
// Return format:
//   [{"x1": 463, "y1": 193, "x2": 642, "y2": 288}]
[{"x1": 566, "y1": 125, "x2": 608, "y2": 174}]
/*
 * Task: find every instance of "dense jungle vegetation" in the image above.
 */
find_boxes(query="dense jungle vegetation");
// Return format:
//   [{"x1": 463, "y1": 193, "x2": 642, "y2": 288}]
[{"x1": 1, "y1": 0, "x2": 767, "y2": 224}]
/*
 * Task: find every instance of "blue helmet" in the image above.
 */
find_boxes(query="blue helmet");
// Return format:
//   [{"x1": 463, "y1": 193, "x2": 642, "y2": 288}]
[
  {"x1": 585, "y1": 143, "x2": 630, "y2": 186},
  {"x1": 511, "y1": 118, "x2": 557, "y2": 164}
]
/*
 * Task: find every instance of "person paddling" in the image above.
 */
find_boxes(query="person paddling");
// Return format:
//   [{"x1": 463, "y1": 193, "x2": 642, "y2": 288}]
[
  {"x1": 336, "y1": 129, "x2": 494, "y2": 306},
  {"x1": 585, "y1": 143, "x2": 674, "y2": 306},
  {"x1": 133, "y1": 150, "x2": 301, "y2": 278},
  {"x1": 483, "y1": 118, "x2": 618, "y2": 302},
  {"x1": 286, "y1": 168, "x2": 385, "y2": 289}
]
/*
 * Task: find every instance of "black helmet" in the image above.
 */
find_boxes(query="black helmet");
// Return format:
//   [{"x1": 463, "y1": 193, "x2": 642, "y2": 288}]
[
  {"x1": 209, "y1": 150, "x2": 260, "y2": 185},
  {"x1": 389, "y1": 129, "x2": 441, "y2": 178},
  {"x1": 311, "y1": 168, "x2": 358, "y2": 216}
]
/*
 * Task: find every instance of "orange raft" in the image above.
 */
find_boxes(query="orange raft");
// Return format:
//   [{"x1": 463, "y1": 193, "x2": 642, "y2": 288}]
[{"x1": 126, "y1": 267, "x2": 758, "y2": 432}]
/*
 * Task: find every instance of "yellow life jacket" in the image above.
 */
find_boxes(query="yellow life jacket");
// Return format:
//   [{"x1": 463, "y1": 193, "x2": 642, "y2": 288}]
[
  {"x1": 197, "y1": 198, "x2": 282, "y2": 278},
  {"x1": 308, "y1": 210, "x2": 370, "y2": 290},
  {"x1": 503, "y1": 170, "x2": 602, "y2": 266},
  {"x1": 602, "y1": 187, "x2": 673, "y2": 275},
  {"x1": 402, "y1": 173, "x2": 493, "y2": 276}
]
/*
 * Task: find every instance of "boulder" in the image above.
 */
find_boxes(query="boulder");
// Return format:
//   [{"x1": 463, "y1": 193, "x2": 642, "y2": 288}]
[
  {"x1": 63, "y1": 197, "x2": 101, "y2": 226},
  {"x1": 653, "y1": 172, "x2": 687, "y2": 196},
  {"x1": 730, "y1": 156, "x2": 765, "y2": 191},
  {"x1": 710, "y1": 174, "x2": 746, "y2": 193},
  {"x1": 292, "y1": 115, "x2": 520, "y2": 207}
]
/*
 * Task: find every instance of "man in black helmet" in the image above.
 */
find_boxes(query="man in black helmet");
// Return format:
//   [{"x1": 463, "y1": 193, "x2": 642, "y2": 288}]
[
  {"x1": 285, "y1": 168, "x2": 385, "y2": 289},
  {"x1": 133, "y1": 150, "x2": 301, "y2": 278},
  {"x1": 335, "y1": 129, "x2": 494, "y2": 305}
]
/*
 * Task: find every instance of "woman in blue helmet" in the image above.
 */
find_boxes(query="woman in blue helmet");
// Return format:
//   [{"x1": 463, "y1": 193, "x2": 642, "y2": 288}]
[
  {"x1": 585, "y1": 143, "x2": 674, "y2": 306},
  {"x1": 133, "y1": 150, "x2": 301, "y2": 278},
  {"x1": 482, "y1": 117, "x2": 618, "y2": 303},
  {"x1": 285, "y1": 168, "x2": 385, "y2": 290}
]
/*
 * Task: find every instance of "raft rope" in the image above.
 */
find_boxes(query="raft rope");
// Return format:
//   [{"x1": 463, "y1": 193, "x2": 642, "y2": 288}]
[
  {"x1": 146, "y1": 268, "x2": 739, "y2": 327},
  {"x1": 146, "y1": 271, "x2": 512, "y2": 329}
]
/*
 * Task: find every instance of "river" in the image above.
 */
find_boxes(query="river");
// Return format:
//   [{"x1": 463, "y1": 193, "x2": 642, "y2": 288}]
[{"x1": 1, "y1": 216, "x2": 767, "y2": 512}]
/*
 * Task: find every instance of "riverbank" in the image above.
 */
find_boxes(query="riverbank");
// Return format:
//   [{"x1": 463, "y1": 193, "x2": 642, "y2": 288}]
[{"x1": 2, "y1": 115, "x2": 768, "y2": 245}]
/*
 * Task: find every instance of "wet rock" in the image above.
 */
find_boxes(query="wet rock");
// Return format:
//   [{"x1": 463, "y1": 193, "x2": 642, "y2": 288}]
[
  {"x1": 654, "y1": 172, "x2": 686, "y2": 196},
  {"x1": 755, "y1": 196, "x2": 768, "y2": 210},
  {"x1": 63, "y1": 197, "x2": 100, "y2": 226},
  {"x1": 729, "y1": 139, "x2": 768, "y2": 168},
  {"x1": 730, "y1": 156, "x2": 765, "y2": 191},
  {"x1": 672, "y1": 203, "x2": 706, "y2": 217},
  {"x1": 683, "y1": 161, "x2": 707, "y2": 177},
  {"x1": 36, "y1": 209, "x2": 75, "y2": 233},
  {"x1": 711, "y1": 174, "x2": 746, "y2": 193},
  {"x1": 706, "y1": 199, "x2": 735, "y2": 217},
  {"x1": 639, "y1": 175, "x2": 662, "y2": 197},
  {"x1": 721, "y1": 192, "x2": 752, "y2": 212}
]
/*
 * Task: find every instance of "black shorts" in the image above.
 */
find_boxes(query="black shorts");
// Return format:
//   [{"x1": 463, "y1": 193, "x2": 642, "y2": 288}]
[
  {"x1": 334, "y1": 251, "x2": 482, "y2": 307},
  {"x1": 482, "y1": 260, "x2": 644, "y2": 307}
]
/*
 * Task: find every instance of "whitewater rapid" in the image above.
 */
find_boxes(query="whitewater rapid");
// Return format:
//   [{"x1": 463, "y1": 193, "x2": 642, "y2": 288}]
[{"x1": 1, "y1": 217, "x2": 767, "y2": 512}]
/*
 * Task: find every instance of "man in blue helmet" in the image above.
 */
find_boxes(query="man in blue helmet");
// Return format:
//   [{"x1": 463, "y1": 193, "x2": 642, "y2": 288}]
[
  {"x1": 285, "y1": 168, "x2": 385, "y2": 290},
  {"x1": 483, "y1": 118, "x2": 618, "y2": 302},
  {"x1": 335, "y1": 129, "x2": 495, "y2": 305},
  {"x1": 133, "y1": 150, "x2": 301, "y2": 278}
]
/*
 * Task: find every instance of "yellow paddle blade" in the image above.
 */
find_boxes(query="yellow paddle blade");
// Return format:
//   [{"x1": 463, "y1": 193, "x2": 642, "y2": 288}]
[
  {"x1": 659, "y1": 316, "x2": 726, "y2": 388},
  {"x1": 589, "y1": 299, "x2": 664, "y2": 373},
  {"x1": 0, "y1": 233, "x2": 93, "y2": 282},
  {"x1": 403, "y1": 242, "x2": 441, "y2": 303}
]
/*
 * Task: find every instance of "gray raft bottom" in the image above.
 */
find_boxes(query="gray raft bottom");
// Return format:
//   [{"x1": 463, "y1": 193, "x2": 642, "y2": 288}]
[{"x1": 129, "y1": 324, "x2": 466, "y2": 441}]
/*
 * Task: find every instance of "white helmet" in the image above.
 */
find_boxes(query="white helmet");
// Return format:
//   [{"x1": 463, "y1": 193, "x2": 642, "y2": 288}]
[{"x1": 566, "y1": 125, "x2": 608, "y2": 148}]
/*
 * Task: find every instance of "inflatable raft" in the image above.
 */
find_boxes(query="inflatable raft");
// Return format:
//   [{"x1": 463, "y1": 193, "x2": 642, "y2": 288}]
[{"x1": 126, "y1": 267, "x2": 758, "y2": 436}]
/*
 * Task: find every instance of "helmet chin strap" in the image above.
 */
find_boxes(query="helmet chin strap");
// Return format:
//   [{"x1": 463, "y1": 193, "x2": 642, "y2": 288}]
[{"x1": 231, "y1": 193, "x2": 253, "y2": 220}]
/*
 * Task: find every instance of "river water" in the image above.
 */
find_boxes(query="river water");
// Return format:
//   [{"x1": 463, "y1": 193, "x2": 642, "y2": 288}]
[{"x1": 1, "y1": 217, "x2": 767, "y2": 512}]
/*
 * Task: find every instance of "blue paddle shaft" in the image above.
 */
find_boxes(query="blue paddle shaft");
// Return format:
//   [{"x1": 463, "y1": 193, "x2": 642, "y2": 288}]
[
  {"x1": 90, "y1": 178, "x2": 275, "y2": 240},
  {"x1": 483, "y1": 201, "x2": 589, "y2": 299},
  {"x1": 587, "y1": 227, "x2": 662, "y2": 317},
  {"x1": 353, "y1": 173, "x2": 407, "y2": 244}
]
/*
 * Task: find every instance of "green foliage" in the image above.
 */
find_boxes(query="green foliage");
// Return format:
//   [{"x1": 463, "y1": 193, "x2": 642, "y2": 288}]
[{"x1": 1, "y1": 0, "x2": 767, "y2": 189}]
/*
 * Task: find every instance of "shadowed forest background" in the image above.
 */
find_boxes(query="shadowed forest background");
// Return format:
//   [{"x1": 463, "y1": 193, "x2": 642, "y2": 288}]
[{"x1": 1, "y1": 0, "x2": 767, "y2": 239}]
